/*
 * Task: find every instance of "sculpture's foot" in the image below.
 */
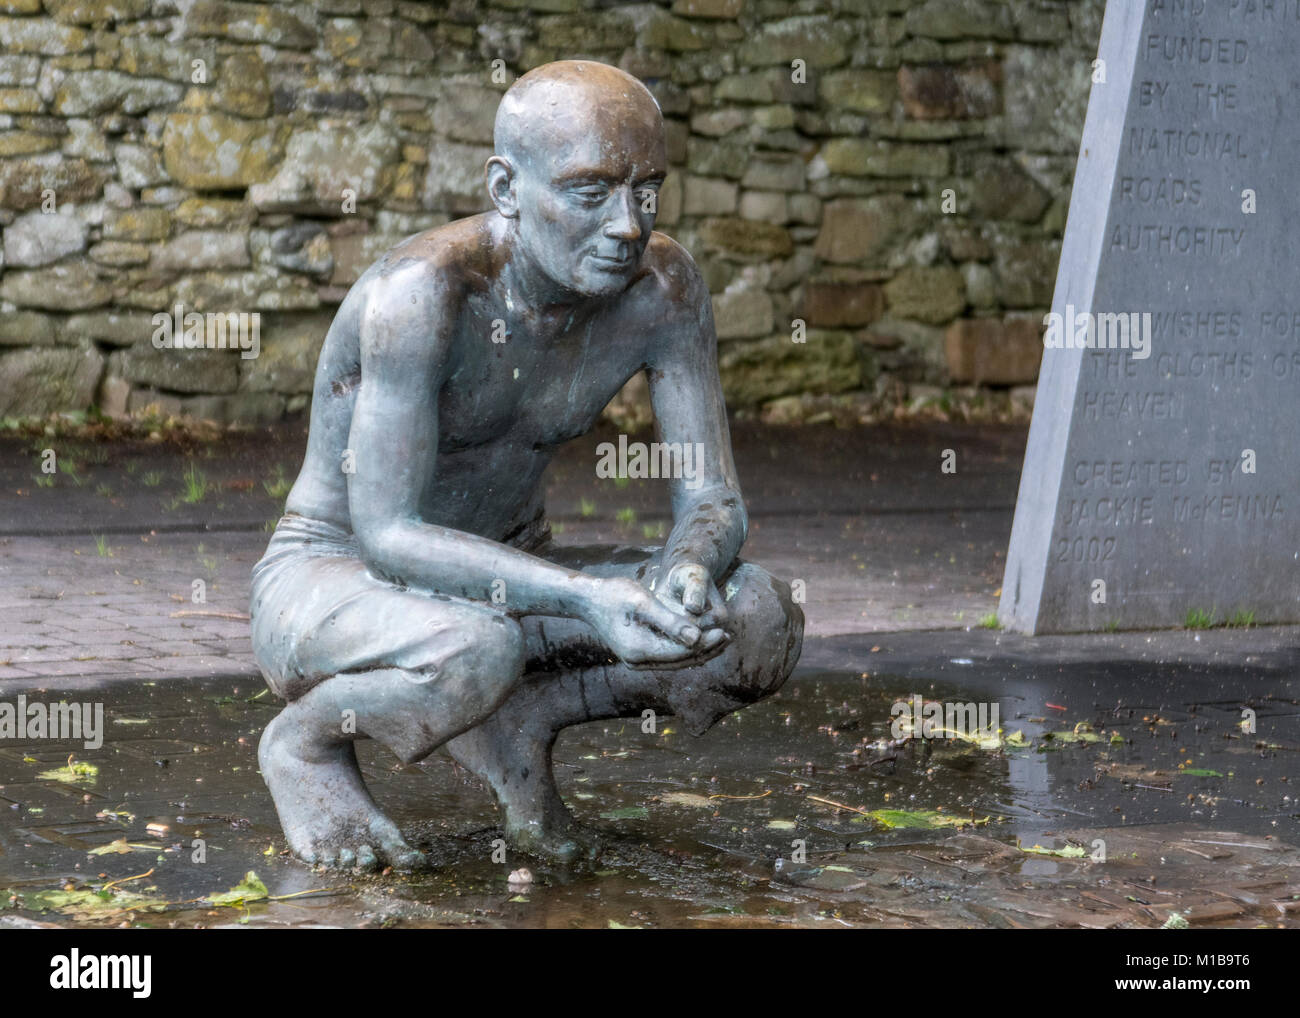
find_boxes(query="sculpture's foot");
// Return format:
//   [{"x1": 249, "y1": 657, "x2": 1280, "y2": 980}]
[
  {"x1": 503, "y1": 810, "x2": 605, "y2": 863},
  {"x1": 259, "y1": 712, "x2": 427, "y2": 872}
]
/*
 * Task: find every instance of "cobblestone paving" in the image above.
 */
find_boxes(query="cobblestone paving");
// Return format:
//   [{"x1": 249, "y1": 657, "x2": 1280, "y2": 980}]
[{"x1": 0, "y1": 422, "x2": 1025, "y2": 680}]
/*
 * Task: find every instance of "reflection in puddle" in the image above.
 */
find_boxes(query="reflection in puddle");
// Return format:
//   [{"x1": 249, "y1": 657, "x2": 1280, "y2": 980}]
[{"x1": 1, "y1": 671, "x2": 1297, "y2": 928}]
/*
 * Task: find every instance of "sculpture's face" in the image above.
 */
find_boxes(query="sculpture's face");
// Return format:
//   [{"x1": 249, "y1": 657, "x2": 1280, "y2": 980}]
[{"x1": 510, "y1": 115, "x2": 666, "y2": 299}]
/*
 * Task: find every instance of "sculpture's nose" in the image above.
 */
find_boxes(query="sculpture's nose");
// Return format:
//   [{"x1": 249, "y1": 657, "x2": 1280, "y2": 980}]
[{"x1": 602, "y1": 186, "x2": 642, "y2": 242}]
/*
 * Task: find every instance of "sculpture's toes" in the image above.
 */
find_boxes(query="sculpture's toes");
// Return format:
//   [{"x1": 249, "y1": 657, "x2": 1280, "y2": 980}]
[
  {"x1": 369, "y1": 816, "x2": 428, "y2": 871},
  {"x1": 387, "y1": 846, "x2": 429, "y2": 872},
  {"x1": 509, "y1": 819, "x2": 604, "y2": 864},
  {"x1": 355, "y1": 845, "x2": 380, "y2": 872}
]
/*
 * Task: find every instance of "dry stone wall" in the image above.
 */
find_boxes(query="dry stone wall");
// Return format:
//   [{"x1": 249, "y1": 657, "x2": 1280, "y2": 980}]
[{"x1": 0, "y1": 0, "x2": 1106, "y2": 424}]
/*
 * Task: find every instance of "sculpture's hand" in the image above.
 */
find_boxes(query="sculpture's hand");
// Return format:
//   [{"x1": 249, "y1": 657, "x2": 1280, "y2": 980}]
[
  {"x1": 663, "y1": 562, "x2": 729, "y2": 620},
  {"x1": 585, "y1": 577, "x2": 727, "y2": 665},
  {"x1": 647, "y1": 560, "x2": 730, "y2": 629}
]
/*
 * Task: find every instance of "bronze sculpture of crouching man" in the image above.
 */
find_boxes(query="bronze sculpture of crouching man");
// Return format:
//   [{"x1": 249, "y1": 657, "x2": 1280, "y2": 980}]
[{"x1": 250, "y1": 60, "x2": 804, "y2": 870}]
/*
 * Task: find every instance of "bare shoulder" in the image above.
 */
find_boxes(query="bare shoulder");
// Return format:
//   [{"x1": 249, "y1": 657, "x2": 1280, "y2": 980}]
[
  {"x1": 627, "y1": 232, "x2": 713, "y2": 363},
  {"x1": 637, "y1": 231, "x2": 710, "y2": 309},
  {"x1": 353, "y1": 214, "x2": 494, "y2": 353}
]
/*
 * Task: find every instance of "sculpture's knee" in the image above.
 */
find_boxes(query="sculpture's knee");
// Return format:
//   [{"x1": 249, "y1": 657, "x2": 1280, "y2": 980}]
[
  {"x1": 420, "y1": 612, "x2": 526, "y2": 724},
  {"x1": 665, "y1": 563, "x2": 804, "y2": 735},
  {"x1": 723, "y1": 563, "x2": 804, "y2": 698}
]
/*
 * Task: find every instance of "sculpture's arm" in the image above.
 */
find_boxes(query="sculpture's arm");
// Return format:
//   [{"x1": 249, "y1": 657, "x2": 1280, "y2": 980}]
[
  {"x1": 646, "y1": 252, "x2": 748, "y2": 611},
  {"x1": 345, "y1": 270, "x2": 598, "y2": 616},
  {"x1": 346, "y1": 268, "x2": 709, "y2": 662}
]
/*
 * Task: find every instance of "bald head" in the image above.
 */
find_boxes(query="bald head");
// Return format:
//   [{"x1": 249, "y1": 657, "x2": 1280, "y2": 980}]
[
  {"x1": 494, "y1": 60, "x2": 664, "y2": 169},
  {"x1": 485, "y1": 60, "x2": 667, "y2": 300}
]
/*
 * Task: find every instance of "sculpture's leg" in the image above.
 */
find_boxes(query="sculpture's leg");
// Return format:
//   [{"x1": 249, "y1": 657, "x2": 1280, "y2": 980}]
[
  {"x1": 446, "y1": 556, "x2": 804, "y2": 860},
  {"x1": 253, "y1": 550, "x2": 526, "y2": 871}
]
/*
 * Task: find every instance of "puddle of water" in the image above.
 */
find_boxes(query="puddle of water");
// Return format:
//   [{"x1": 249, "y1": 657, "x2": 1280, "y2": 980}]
[{"x1": 1, "y1": 671, "x2": 1297, "y2": 928}]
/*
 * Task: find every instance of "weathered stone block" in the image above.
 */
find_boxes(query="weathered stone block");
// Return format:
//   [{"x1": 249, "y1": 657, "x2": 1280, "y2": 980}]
[
  {"x1": 819, "y1": 138, "x2": 950, "y2": 177},
  {"x1": 0, "y1": 131, "x2": 60, "y2": 157},
  {"x1": 738, "y1": 16, "x2": 851, "y2": 68},
  {"x1": 44, "y1": 0, "x2": 151, "y2": 23},
  {"x1": 883, "y1": 265, "x2": 966, "y2": 324},
  {"x1": 0, "y1": 309, "x2": 56, "y2": 346},
  {"x1": 993, "y1": 239, "x2": 1057, "y2": 308},
  {"x1": 738, "y1": 189, "x2": 787, "y2": 224},
  {"x1": 162, "y1": 112, "x2": 286, "y2": 190},
  {"x1": 248, "y1": 122, "x2": 398, "y2": 215},
  {"x1": 898, "y1": 62, "x2": 1001, "y2": 119},
  {"x1": 186, "y1": 1, "x2": 315, "y2": 48},
  {"x1": 432, "y1": 83, "x2": 501, "y2": 145},
  {"x1": 62, "y1": 310, "x2": 155, "y2": 347},
  {"x1": 239, "y1": 310, "x2": 333, "y2": 394},
  {"x1": 683, "y1": 175, "x2": 738, "y2": 216},
  {"x1": 422, "y1": 140, "x2": 493, "y2": 215},
  {"x1": 639, "y1": 10, "x2": 711, "y2": 51},
  {"x1": 967, "y1": 153, "x2": 1051, "y2": 222},
  {"x1": 813, "y1": 195, "x2": 920, "y2": 264},
  {"x1": 0, "y1": 157, "x2": 105, "y2": 208},
  {"x1": 719, "y1": 330, "x2": 862, "y2": 406},
  {"x1": 103, "y1": 206, "x2": 171, "y2": 242},
  {"x1": 114, "y1": 142, "x2": 167, "y2": 189},
  {"x1": 53, "y1": 71, "x2": 181, "y2": 116},
  {"x1": 802, "y1": 281, "x2": 885, "y2": 328},
  {"x1": 211, "y1": 51, "x2": 271, "y2": 118},
  {"x1": 740, "y1": 155, "x2": 805, "y2": 192},
  {"x1": 712, "y1": 283, "x2": 773, "y2": 340},
  {"x1": 0, "y1": 17, "x2": 90, "y2": 55},
  {"x1": 0, "y1": 87, "x2": 42, "y2": 112},
  {"x1": 2, "y1": 208, "x2": 87, "y2": 266},
  {"x1": 109, "y1": 344, "x2": 240, "y2": 394},
  {"x1": 699, "y1": 217, "x2": 793, "y2": 258},
  {"x1": 151, "y1": 230, "x2": 250, "y2": 272},
  {"x1": 944, "y1": 316, "x2": 1041, "y2": 384},
  {"x1": 819, "y1": 69, "x2": 897, "y2": 114},
  {"x1": 0, "y1": 261, "x2": 114, "y2": 309},
  {"x1": 0, "y1": 343, "x2": 103, "y2": 416},
  {"x1": 671, "y1": 0, "x2": 744, "y2": 19},
  {"x1": 904, "y1": 0, "x2": 1017, "y2": 41}
]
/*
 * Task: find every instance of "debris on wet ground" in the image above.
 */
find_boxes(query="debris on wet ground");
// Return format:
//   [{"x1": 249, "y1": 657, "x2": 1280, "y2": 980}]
[{"x1": 2, "y1": 660, "x2": 1296, "y2": 929}]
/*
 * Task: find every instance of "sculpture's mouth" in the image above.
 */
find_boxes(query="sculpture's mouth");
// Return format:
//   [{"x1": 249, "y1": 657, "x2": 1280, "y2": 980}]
[{"x1": 589, "y1": 250, "x2": 635, "y2": 270}]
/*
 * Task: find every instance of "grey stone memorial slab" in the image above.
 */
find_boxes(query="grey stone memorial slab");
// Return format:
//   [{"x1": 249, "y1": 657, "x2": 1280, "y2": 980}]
[{"x1": 1000, "y1": 0, "x2": 1300, "y2": 633}]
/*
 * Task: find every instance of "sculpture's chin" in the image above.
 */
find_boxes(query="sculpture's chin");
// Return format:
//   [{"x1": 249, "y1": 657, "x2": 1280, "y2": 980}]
[{"x1": 571, "y1": 261, "x2": 640, "y2": 298}]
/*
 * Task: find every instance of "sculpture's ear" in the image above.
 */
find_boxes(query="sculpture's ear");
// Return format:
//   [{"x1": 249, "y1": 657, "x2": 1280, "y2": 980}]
[{"x1": 486, "y1": 156, "x2": 519, "y2": 219}]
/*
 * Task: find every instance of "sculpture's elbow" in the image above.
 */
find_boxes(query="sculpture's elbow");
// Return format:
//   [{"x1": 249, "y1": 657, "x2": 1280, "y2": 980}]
[{"x1": 353, "y1": 519, "x2": 411, "y2": 584}]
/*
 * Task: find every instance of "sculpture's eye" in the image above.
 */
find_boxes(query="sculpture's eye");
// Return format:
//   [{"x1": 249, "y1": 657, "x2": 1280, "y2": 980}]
[{"x1": 570, "y1": 186, "x2": 607, "y2": 206}]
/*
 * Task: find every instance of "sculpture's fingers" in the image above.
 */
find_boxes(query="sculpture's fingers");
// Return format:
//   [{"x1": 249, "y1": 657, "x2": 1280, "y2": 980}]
[
  {"x1": 698, "y1": 627, "x2": 729, "y2": 651},
  {"x1": 681, "y1": 575, "x2": 709, "y2": 614},
  {"x1": 637, "y1": 600, "x2": 701, "y2": 646},
  {"x1": 693, "y1": 582, "x2": 729, "y2": 628}
]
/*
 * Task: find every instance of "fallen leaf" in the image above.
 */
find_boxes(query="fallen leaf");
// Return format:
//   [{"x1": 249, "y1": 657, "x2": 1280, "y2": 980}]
[
  {"x1": 208, "y1": 871, "x2": 268, "y2": 907},
  {"x1": 88, "y1": 839, "x2": 156, "y2": 856},
  {"x1": 660, "y1": 792, "x2": 713, "y2": 809}
]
